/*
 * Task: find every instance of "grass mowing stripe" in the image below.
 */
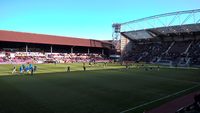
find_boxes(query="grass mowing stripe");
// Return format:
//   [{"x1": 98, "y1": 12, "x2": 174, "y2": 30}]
[{"x1": 119, "y1": 84, "x2": 200, "y2": 113}]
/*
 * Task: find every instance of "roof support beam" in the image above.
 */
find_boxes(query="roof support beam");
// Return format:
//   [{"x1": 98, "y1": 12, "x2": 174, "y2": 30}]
[
  {"x1": 119, "y1": 9, "x2": 200, "y2": 32},
  {"x1": 146, "y1": 30, "x2": 157, "y2": 38},
  {"x1": 181, "y1": 14, "x2": 192, "y2": 25},
  {"x1": 26, "y1": 44, "x2": 28, "y2": 53},
  {"x1": 121, "y1": 9, "x2": 200, "y2": 25},
  {"x1": 71, "y1": 47, "x2": 74, "y2": 53},
  {"x1": 196, "y1": 18, "x2": 200, "y2": 23},
  {"x1": 50, "y1": 46, "x2": 53, "y2": 54},
  {"x1": 157, "y1": 17, "x2": 167, "y2": 27},
  {"x1": 102, "y1": 49, "x2": 104, "y2": 55},
  {"x1": 168, "y1": 15, "x2": 178, "y2": 26},
  {"x1": 88, "y1": 48, "x2": 90, "y2": 54}
]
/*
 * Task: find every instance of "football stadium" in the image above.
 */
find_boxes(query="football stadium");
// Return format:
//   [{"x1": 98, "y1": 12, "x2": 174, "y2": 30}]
[{"x1": 0, "y1": 2, "x2": 200, "y2": 113}]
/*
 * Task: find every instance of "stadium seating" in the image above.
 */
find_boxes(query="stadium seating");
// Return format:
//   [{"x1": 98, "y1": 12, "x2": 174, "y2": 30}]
[
  {"x1": 0, "y1": 50, "x2": 109, "y2": 64},
  {"x1": 123, "y1": 39, "x2": 200, "y2": 67},
  {"x1": 188, "y1": 40, "x2": 200, "y2": 66}
]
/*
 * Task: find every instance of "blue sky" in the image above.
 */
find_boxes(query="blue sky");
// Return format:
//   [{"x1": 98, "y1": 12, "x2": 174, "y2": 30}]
[{"x1": 0, "y1": 0, "x2": 199, "y2": 40}]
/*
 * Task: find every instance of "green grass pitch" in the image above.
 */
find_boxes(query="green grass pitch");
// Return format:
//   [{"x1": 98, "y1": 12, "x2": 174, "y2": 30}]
[{"x1": 0, "y1": 63, "x2": 199, "y2": 113}]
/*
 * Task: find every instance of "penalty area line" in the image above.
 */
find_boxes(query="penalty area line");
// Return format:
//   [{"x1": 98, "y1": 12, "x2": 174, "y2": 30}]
[{"x1": 119, "y1": 84, "x2": 200, "y2": 113}]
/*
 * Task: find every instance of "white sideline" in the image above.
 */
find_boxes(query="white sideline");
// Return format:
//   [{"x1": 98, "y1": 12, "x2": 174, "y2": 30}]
[{"x1": 119, "y1": 84, "x2": 200, "y2": 113}]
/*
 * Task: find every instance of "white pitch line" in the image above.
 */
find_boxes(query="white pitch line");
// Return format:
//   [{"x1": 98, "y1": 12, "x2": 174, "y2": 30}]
[{"x1": 119, "y1": 84, "x2": 200, "y2": 113}]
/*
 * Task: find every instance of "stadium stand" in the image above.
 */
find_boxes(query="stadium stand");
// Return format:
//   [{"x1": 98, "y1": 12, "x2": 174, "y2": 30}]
[
  {"x1": 115, "y1": 9, "x2": 200, "y2": 67},
  {"x1": 122, "y1": 38, "x2": 200, "y2": 67},
  {"x1": 0, "y1": 30, "x2": 112, "y2": 64},
  {"x1": 0, "y1": 48, "x2": 110, "y2": 64}
]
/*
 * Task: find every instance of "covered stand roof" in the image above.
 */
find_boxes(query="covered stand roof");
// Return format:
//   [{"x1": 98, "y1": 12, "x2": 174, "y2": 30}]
[
  {"x1": 119, "y1": 9, "x2": 200, "y2": 40},
  {"x1": 122, "y1": 24, "x2": 200, "y2": 40},
  {"x1": 0, "y1": 30, "x2": 111, "y2": 48}
]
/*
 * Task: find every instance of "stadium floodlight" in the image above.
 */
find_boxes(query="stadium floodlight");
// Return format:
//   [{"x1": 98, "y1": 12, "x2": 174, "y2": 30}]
[
  {"x1": 112, "y1": 23, "x2": 121, "y2": 33},
  {"x1": 112, "y1": 23, "x2": 121, "y2": 51}
]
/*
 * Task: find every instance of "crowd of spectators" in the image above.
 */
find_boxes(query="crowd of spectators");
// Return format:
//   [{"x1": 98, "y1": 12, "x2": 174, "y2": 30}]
[
  {"x1": 123, "y1": 39, "x2": 200, "y2": 66},
  {"x1": 123, "y1": 42, "x2": 171, "y2": 62},
  {"x1": 0, "y1": 49, "x2": 109, "y2": 64}
]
